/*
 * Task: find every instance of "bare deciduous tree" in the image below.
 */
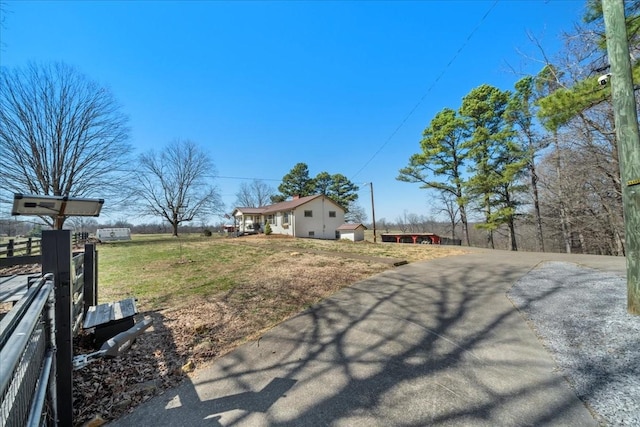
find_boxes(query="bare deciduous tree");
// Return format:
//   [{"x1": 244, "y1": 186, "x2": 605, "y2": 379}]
[
  {"x1": 345, "y1": 201, "x2": 367, "y2": 223},
  {"x1": 0, "y1": 62, "x2": 131, "y2": 228},
  {"x1": 136, "y1": 140, "x2": 223, "y2": 237},
  {"x1": 432, "y1": 191, "x2": 460, "y2": 240},
  {"x1": 234, "y1": 179, "x2": 275, "y2": 208},
  {"x1": 395, "y1": 211, "x2": 409, "y2": 233}
]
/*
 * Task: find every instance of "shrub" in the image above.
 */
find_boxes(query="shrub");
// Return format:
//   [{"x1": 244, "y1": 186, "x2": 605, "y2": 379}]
[
  {"x1": 264, "y1": 223, "x2": 272, "y2": 235},
  {"x1": 202, "y1": 229, "x2": 212, "y2": 237}
]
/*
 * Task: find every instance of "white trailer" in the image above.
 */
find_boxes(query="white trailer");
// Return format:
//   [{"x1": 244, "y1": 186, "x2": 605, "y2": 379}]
[{"x1": 96, "y1": 228, "x2": 131, "y2": 242}]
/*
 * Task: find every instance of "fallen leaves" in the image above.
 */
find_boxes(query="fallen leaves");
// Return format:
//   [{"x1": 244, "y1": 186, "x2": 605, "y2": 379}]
[{"x1": 72, "y1": 311, "x2": 184, "y2": 425}]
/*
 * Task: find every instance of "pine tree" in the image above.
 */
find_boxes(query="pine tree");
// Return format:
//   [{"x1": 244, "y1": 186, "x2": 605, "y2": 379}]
[
  {"x1": 397, "y1": 108, "x2": 471, "y2": 245},
  {"x1": 461, "y1": 84, "x2": 526, "y2": 250},
  {"x1": 277, "y1": 163, "x2": 316, "y2": 199}
]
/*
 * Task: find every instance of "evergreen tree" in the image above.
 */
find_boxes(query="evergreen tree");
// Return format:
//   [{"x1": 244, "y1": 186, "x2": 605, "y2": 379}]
[
  {"x1": 536, "y1": 1, "x2": 639, "y2": 131},
  {"x1": 460, "y1": 84, "x2": 524, "y2": 250},
  {"x1": 314, "y1": 172, "x2": 333, "y2": 196},
  {"x1": 397, "y1": 108, "x2": 471, "y2": 245},
  {"x1": 274, "y1": 164, "x2": 359, "y2": 207},
  {"x1": 277, "y1": 163, "x2": 316, "y2": 199},
  {"x1": 506, "y1": 76, "x2": 547, "y2": 251},
  {"x1": 326, "y1": 173, "x2": 359, "y2": 209}
]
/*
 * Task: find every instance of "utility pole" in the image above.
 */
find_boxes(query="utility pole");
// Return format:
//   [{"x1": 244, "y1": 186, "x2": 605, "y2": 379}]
[
  {"x1": 603, "y1": 0, "x2": 640, "y2": 315},
  {"x1": 370, "y1": 182, "x2": 377, "y2": 243}
]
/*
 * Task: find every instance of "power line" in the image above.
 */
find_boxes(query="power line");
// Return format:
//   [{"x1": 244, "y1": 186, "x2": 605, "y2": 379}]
[
  {"x1": 213, "y1": 175, "x2": 281, "y2": 182},
  {"x1": 350, "y1": 0, "x2": 500, "y2": 180}
]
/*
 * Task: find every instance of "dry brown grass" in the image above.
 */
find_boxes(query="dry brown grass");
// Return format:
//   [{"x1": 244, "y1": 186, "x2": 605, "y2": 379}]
[
  {"x1": 161, "y1": 251, "x2": 392, "y2": 364},
  {"x1": 228, "y1": 234, "x2": 467, "y2": 262},
  {"x1": 158, "y1": 237, "x2": 467, "y2": 368}
]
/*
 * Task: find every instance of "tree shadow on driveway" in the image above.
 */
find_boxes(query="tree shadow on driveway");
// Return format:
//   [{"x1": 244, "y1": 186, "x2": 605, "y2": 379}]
[{"x1": 111, "y1": 251, "x2": 625, "y2": 426}]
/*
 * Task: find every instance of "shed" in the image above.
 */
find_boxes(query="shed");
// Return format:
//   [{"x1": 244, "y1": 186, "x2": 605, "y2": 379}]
[{"x1": 337, "y1": 223, "x2": 367, "y2": 242}]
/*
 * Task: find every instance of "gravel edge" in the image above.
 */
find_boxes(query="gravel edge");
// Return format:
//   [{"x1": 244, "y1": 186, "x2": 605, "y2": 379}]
[{"x1": 507, "y1": 261, "x2": 640, "y2": 427}]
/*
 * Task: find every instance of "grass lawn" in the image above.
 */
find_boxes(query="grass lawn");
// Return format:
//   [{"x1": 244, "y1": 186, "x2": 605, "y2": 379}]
[
  {"x1": 98, "y1": 233, "x2": 465, "y2": 311},
  {"x1": 93, "y1": 232, "x2": 467, "y2": 373},
  {"x1": 97, "y1": 234, "x2": 271, "y2": 309}
]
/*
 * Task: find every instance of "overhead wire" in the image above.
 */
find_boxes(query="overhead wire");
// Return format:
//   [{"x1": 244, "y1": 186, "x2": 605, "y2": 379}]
[
  {"x1": 212, "y1": 175, "x2": 282, "y2": 182},
  {"x1": 350, "y1": 0, "x2": 501, "y2": 181}
]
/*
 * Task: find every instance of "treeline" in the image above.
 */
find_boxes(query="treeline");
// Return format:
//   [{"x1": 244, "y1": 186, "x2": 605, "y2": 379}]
[
  {"x1": 370, "y1": 214, "x2": 600, "y2": 254},
  {"x1": 0, "y1": 212, "x2": 618, "y2": 254},
  {"x1": 397, "y1": 2, "x2": 639, "y2": 255}
]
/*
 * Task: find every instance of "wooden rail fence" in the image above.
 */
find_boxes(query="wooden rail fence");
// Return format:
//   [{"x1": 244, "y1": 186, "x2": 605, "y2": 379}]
[{"x1": 0, "y1": 234, "x2": 90, "y2": 268}]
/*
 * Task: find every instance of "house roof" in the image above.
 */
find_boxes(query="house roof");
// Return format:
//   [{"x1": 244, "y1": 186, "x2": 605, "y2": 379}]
[
  {"x1": 261, "y1": 194, "x2": 326, "y2": 214},
  {"x1": 336, "y1": 223, "x2": 367, "y2": 231},
  {"x1": 233, "y1": 195, "x2": 344, "y2": 216},
  {"x1": 233, "y1": 207, "x2": 265, "y2": 215}
]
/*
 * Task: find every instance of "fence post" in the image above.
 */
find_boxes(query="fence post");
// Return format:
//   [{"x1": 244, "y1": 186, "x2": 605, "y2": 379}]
[
  {"x1": 41, "y1": 230, "x2": 73, "y2": 427},
  {"x1": 95, "y1": 249, "x2": 99, "y2": 303},
  {"x1": 83, "y1": 243, "x2": 97, "y2": 315},
  {"x1": 7, "y1": 239, "x2": 14, "y2": 257},
  {"x1": 26, "y1": 237, "x2": 32, "y2": 255}
]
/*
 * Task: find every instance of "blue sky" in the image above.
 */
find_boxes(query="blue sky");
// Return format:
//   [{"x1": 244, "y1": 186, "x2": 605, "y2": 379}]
[{"x1": 1, "y1": 0, "x2": 586, "y2": 224}]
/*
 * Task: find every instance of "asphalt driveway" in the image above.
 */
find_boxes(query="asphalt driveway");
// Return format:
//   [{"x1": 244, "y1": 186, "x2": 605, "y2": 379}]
[{"x1": 110, "y1": 249, "x2": 626, "y2": 426}]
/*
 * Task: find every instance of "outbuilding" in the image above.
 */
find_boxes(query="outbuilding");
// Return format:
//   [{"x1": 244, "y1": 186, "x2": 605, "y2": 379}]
[
  {"x1": 96, "y1": 228, "x2": 131, "y2": 242},
  {"x1": 336, "y1": 223, "x2": 367, "y2": 242}
]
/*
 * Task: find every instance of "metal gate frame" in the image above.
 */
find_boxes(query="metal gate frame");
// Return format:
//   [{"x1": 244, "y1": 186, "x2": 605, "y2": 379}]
[{"x1": 0, "y1": 274, "x2": 56, "y2": 427}]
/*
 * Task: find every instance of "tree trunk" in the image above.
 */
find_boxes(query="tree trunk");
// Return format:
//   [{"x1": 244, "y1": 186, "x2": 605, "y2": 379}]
[
  {"x1": 455, "y1": 184, "x2": 471, "y2": 246},
  {"x1": 599, "y1": 197, "x2": 626, "y2": 256},
  {"x1": 485, "y1": 196, "x2": 494, "y2": 249},
  {"x1": 616, "y1": 230, "x2": 625, "y2": 256},
  {"x1": 559, "y1": 200, "x2": 572, "y2": 253},
  {"x1": 554, "y1": 132, "x2": 572, "y2": 253},
  {"x1": 530, "y1": 163, "x2": 545, "y2": 252},
  {"x1": 508, "y1": 218, "x2": 518, "y2": 251},
  {"x1": 459, "y1": 204, "x2": 471, "y2": 246},
  {"x1": 579, "y1": 232, "x2": 586, "y2": 253},
  {"x1": 54, "y1": 216, "x2": 66, "y2": 230}
]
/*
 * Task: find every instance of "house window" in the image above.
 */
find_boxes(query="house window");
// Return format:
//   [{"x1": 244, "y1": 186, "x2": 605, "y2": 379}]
[
  {"x1": 267, "y1": 214, "x2": 275, "y2": 225},
  {"x1": 308, "y1": 231, "x2": 315, "y2": 237},
  {"x1": 329, "y1": 211, "x2": 336, "y2": 218},
  {"x1": 304, "y1": 210, "x2": 313, "y2": 217},
  {"x1": 283, "y1": 212, "x2": 289, "y2": 224}
]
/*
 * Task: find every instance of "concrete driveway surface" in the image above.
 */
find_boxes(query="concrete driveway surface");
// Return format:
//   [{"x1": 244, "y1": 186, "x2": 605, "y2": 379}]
[{"x1": 110, "y1": 248, "x2": 626, "y2": 427}]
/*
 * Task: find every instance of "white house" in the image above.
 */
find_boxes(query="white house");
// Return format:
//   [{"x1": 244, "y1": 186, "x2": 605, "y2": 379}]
[
  {"x1": 336, "y1": 223, "x2": 367, "y2": 242},
  {"x1": 232, "y1": 195, "x2": 346, "y2": 239}
]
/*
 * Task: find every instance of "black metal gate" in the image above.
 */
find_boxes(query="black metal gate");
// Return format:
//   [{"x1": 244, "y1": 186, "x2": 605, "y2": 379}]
[{"x1": 0, "y1": 274, "x2": 56, "y2": 427}]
